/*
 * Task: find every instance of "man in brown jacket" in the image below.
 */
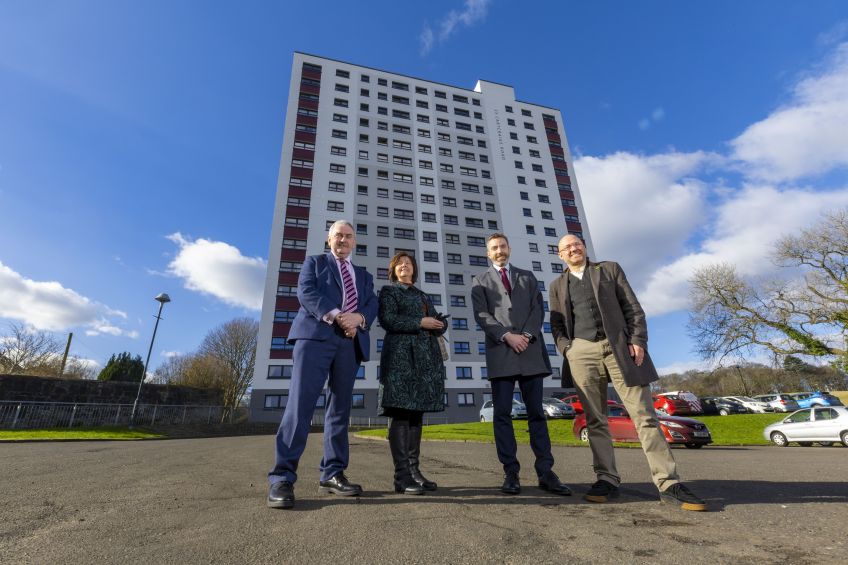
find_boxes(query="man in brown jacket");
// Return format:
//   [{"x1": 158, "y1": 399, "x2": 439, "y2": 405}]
[{"x1": 549, "y1": 234, "x2": 706, "y2": 511}]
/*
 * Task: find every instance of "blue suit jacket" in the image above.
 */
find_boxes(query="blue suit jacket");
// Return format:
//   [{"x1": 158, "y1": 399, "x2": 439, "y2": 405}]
[{"x1": 287, "y1": 253, "x2": 378, "y2": 361}]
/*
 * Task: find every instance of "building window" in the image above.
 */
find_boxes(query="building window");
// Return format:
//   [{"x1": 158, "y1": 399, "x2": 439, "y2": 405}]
[
  {"x1": 468, "y1": 255, "x2": 487, "y2": 266},
  {"x1": 327, "y1": 201, "x2": 344, "y2": 212},
  {"x1": 395, "y1": 228, "x2": 415, "y2": 239},
  {"x1": 457, "y1": 393, "x2": 475, "y2": 406},
  {"x1": 355, "y1": 366, "x2": 365, "y2": 379},
  {"x1": 552, "y1": 263, "x2": 564, "y2": 273},
  {"x1": 279, "y1": 261, "x2": 303, "y2": 273},
  {"x1": 454, "y1": 342, "x2": 470, "y2": 354},
  {"x1": 450, "y1": 295, "x2": 466, "y2": 307},
  {"x1": 423, "y1": 251, "x2": 439, "y2": 262},
  {"x1": 421, "y1": 212, "x2": 437, "y2": 223},
  {"x1": 351, "y1": 394, "x2": 365, "y2": 409},
  {"x1": 449, "y1": 274, "x2": 464, "y2": 285},
  {"x1": 445, "y1": 233, "x2": 460, "y2": 245},
  {"x1": 456, "y1": 367, "x2": 472, "y2": 379},
  {"x1": 544, "y1": 227, "x2": 557, "y2": 237},
  {"x1": 424, "y1": 272, "x2": 441, "y2": 283},
  {"x1": 528, "y1": 242, "x2": 539, "y2": 253},
  {"x1": 277, "y1": 284, "x2": 297, "y2": 297},
  {"x1": 355, "y1": 244, "x2": 367, "y2": 256},
  {"x1": 268, "y1": 365, "x2": 293, "y2": 379},
  {"x1": 422, "y1": 231, "x2": 438, "y2": 242},
  {"x1": 526, "y1": 225, "x2": 536, "y2": 235},
  {"x1": 444, "y1": 214, "x2": 459, "y2": 225},
  {"x1": 264, "y1": 394, "x2": 287, "y2": 410},
  {"x1": 377, "y1": 246, "x2": 389, "y2": 258},
  {"x1": 271, "y1": 337, "x2": 294, "y2": 351},
  {"x1": 452, "y1": 318, "x2": 469, "y2": 330},
  {"x1": 446, "y1": 253, "x2": 462, "y2": 264}
]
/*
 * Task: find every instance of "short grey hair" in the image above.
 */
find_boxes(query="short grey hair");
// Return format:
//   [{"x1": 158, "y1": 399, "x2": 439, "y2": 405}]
[{"x1": 328, "y1": 219, "x2": 354, "y2": 236}]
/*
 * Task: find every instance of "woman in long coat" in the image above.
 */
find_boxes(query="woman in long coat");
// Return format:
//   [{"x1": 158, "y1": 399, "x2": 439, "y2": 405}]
[{"x1": 378, "y1": 251, "x2": 446, "y2": 495}]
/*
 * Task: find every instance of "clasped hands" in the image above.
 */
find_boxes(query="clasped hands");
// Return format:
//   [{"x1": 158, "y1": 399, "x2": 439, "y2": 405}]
[
  {"x1": 420, "y1": 316, "x2": 445, "y2": 330},
  {"x1": 336, "y1": 312, "x2": 364, "y2": 338},
  {"x1": 504, "y1": 332, "x2": 531, "y2": 354}
]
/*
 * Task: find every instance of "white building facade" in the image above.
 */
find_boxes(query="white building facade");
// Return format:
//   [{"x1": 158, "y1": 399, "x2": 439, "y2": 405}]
[{"x1": 250, "y1": 53, "x2": 594, "y2": 424}]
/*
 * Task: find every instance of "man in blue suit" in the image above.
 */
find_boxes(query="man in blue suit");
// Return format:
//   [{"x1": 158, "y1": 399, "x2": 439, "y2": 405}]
[{"x1": 268, "y1": 220, "x2": 378, "y2": 509}]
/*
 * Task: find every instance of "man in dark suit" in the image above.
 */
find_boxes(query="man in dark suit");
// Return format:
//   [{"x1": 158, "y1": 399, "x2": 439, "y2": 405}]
[
  {"x1": 471, "y1": 233, "x2": 571, "y2": 496},
  {"x1": 267, "y1": 220, "x2": 378, "y2": 509},
  {"x1": 549, "y1": 234, "x2": 706, "y2": 511}
]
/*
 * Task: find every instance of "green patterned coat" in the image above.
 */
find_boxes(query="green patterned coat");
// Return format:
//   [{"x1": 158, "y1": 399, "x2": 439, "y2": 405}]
[{"x1": 377, "y1": 283, "x2": 446, "y2": 414}]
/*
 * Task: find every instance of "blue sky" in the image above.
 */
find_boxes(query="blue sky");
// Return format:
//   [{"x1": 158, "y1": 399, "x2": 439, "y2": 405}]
[{"x1": 2, "y1": 1, "x2": 848, "y2": 376}]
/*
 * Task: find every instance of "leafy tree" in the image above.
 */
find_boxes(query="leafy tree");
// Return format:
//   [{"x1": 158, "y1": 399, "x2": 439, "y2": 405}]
[
  {"x1": 98, "y1": 352, "x2": 145, "y2": 382},
  {"x1": 688, "y1": 209, "x2": 848, "y2": 367}
]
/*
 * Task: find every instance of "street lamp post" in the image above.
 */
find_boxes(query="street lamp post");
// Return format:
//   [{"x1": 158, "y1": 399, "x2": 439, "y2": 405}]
[{"x1": 130, "y1": 293, "x2": 171, "y2": 427}]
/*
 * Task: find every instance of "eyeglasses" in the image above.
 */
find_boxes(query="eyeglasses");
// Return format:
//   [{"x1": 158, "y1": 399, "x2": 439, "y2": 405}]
[
  {"x1": 330, "y1": 233, "x2": 355, "y2": 241},
  {"x1": 558, "y1": 243, "x2": 584, "y2": 252}
]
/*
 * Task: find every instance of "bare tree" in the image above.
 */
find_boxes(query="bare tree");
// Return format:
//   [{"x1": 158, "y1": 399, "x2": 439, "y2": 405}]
[
  {"x1": 197, "y1": 318, "x2": 258, "y2": 418},
  {"x1": 688, "y1": 209, "x2": 848, "y2": 366},
  {"x1": 0, "y1": 322, "x2": 63, "y2": 375}
]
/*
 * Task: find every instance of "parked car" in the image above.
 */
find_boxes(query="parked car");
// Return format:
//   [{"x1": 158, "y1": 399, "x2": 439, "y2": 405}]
[
  {"x1": 788, "y1": 392, "x2": 844, "y2": 409},
  {"x1": 479, "y1": 399, "x2": 528, "y2": 422},
  {"x1": 653, "y1": 391, "x2": 702, "y2": 416},
  {"x1": 572, "y1": 403, "x2": 712, "y2": 449},
  {"x1": 541, "y1": 397, "x2": 576, "y2": 419},
  {"x1": 700, "y1": 397, "x2": 748, "y2": 416},
  {"x1": 753, "y1": 394, "x2": 800, "y2": 413},
  {"x1": 763, "y1": 406, "x2": 848, "y2": 447},
  {"x1": 722, "y1": 396, "x2": 773, "y2": 413},
  {"x1": 550, "y1": 393, "x2": 618, "y2": 415}
]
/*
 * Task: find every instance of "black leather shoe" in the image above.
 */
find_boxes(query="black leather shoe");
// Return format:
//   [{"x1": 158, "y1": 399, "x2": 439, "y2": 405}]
[
  {"x1": 501, "y1": 472, "x2": 521, "y2": 495},
  {"x1": 318, "y1": 473, "x2": 363, "y2": 496},
  {"x1": 538, "y1": 472, "x2": 572, "y2": 496},
  {"x1": 267, "y1": 481, "x2": 295, "y2": 509},
  {"x1": 394, "y1": 477, "x2": 425, "y2": 495},
  {"x1": 584, "y1": 479, "x2": 620, "y2": 503}
]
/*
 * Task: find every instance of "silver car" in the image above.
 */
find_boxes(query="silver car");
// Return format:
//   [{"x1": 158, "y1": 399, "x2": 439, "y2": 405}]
[
  {"x1": 763, "y1": 406, "x2": 848, "y2": 447},
  {"x1": 542, "y1": 397, "x2": 576, "y2": 419},
  {"x1": 753, "y1": 394, "x2": 800, "y2": 413},
  {"x1": 479, "y1": 399, "x2": 528, "y2": 422},
  {"x1": 722, "y1": 395, "x2": 772, "y2": 413}
]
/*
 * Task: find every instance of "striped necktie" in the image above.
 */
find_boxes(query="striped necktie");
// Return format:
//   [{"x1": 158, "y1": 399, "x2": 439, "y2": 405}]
[{"x1": 339, "y1": 258, "x2": 358, "y2": 313}]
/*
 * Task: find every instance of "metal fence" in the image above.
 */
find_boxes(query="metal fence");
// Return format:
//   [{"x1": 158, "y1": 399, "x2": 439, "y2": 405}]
[{"x1": 0, "y1": 401, "x2": 231, "y2": 430}]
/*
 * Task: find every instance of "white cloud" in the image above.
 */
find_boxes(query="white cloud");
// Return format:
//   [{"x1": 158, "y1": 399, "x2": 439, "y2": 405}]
[
  {"x1": 166, "y1": 233, "x2": 266, "y2": 310},
  {"x1": 573, "y1": 150, "x2": 716, "y2": 285},
  {"x1": 0, "y1": 261, "x2": 136, "y2": 337},
  {"x1": 637, "y1": 185, "x2": 848, "y2": 317},
  {"x1": 420, "y1": 0, "x2": 491, "y2": 55},
  {"x1": 656, "y1": 359, "x2": 716, "y2": 375},
  {"x1": 730, "y1": 42, "x2": 848, "y2": 182},
  {"x1": 161, "y1": 350, "x2": 181, "y2": 358}
]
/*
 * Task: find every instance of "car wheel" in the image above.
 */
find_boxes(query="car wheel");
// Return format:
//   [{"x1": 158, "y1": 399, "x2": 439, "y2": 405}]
[
  {"x1": 719, "y1": 409, "x2": 729, "y2": 416},
  {"x1": 684, "y1": 443, "x2": 703, "y2": 449},
  {"x1": 579, "y1": 428, "x2": 589, "y2": 442},
  {"x1": 818, "y1": 442, "x2": 834, "y2": 447},
  {"x1": 799, "y1": 442, "x2": 813, "y2": 447},
  {"x1": 771, "y1": 431, "x2": 789, "y2": 447},
  {"x1": 841, "y1": 430, "x2": 848, "y2": 448}
]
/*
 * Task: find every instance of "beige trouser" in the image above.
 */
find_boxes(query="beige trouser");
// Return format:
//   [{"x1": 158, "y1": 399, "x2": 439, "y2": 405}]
[{"x1": 567, "y1": 338, "x2": 679, "y2": 491}]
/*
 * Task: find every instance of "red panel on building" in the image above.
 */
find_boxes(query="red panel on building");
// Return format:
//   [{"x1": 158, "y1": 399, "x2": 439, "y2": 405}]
[
  {"x1": 296, "y1": 115, "x2": 317, "y2": 128},
  {"x1": 562, "y1": 205, "x2": 579, "y2": 216},
  {"x1": 270, "y1": 350, "x2": 293, "y2": 360},
  {"x1": 292, "y1": 148, "x2": 315, "y2": 161},
  {"x1": 290, "y1": 166, "x2": 314, "y2": 179},
  {"x1": 566, "y1": 221, "x2": 583, "y2": 232},
  {"x1": 294, "y1": 131, "x2": 316, "y2": 144},
  {"x1": 287, "y1": 186, "x2": 311, "y2": 199},
  {"x1": 549, "y1": 146, "x2": 565, "y2": 157},
  {"x1": 302, "y1": 68, "x2": 321, "y2": 81},
  {"x1": 272, "y1": 322, "x2": 293, "y2": 336},
  {"x1": 278, "y1": 272, "x2": 299, "y2": 285},
  {"x1": 275, "y1": 296, "x2": 300, "y2": 310},
  {"x1": 280, "y1": 248, "x2": 307, "y2": 262},
  {"x1": 285, "y1": 205, "x2": 310, "y2": 219},
  {"x1": 283, "y1": 226, "x2": 308, "y2": 239},
  {"x1": 546, "y1": 131, "x2": 561, "y2": 143},
  {"x1": 299, "y1": 98, "x2": 319, "y2": 111},
  {"x1": 555, "y1": 174, "x2": 571, "y2": 184},
  {"x1": 299, "y1": 83, "x2": 320, "y2": 95}
]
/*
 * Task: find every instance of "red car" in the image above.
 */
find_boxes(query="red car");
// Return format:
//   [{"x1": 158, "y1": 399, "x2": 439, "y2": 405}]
[
  {"x1": 653, "y1": 391, "x2": 703, "y2": 416},
  {"x1": 572, "y1": 403, "x2": 712, "y2": 449},
  {"x1": 551, "y1": 393, "x2": 618, "y2": 415}
]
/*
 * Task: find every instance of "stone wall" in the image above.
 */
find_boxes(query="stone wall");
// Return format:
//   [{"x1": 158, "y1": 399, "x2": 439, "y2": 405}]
[{"x1": 0, "y1": 374, "x2": 222, "y2": 405}]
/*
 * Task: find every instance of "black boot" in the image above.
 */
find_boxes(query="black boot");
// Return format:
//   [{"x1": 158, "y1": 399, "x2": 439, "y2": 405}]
[
  {"x1": 388, "y1": 419, "x2": 424, "y2": 495},
  {"x1": 408, "y1": 424, "x2": 437, "y2": 491}
]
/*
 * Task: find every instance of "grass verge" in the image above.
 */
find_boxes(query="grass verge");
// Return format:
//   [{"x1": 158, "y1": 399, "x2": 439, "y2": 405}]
[
  {"x1": 356, "y1": 413, "x2": 789, "y2": 446},
  {"x1": 0, "y1": 427, "x2": 166, "y2": 441}
]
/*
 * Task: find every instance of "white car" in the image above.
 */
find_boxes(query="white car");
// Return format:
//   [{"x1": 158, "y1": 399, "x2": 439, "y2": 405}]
[
  {"x1": 763, "y1": 406, "x2": 848, "y2": 447},
  {"x1": 480, "y1": 399, "x2": 528, "y2": 422},
  {"x1": 752, "y1": 393, "x2": 800, "y2": 413},
  {"x1": 722, "y1": 396, "x2": 772, "y2": 414}
]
